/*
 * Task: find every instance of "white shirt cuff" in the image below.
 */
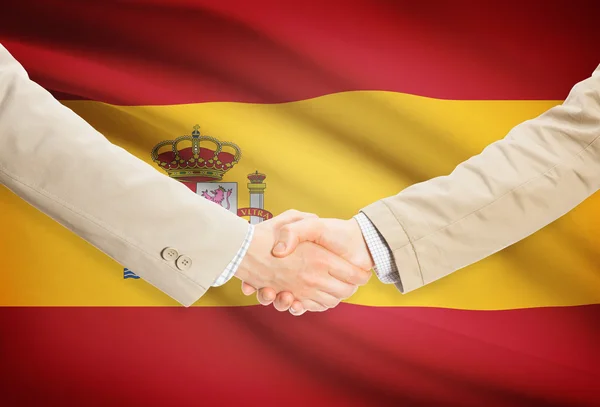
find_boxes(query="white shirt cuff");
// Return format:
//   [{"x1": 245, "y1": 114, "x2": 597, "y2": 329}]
[
  {"x1": 353, "y1": 212, "x2": 401, "y2": 284},
  {"x1": 211, "y1": 223, "x2": 255, "y2": 287}
]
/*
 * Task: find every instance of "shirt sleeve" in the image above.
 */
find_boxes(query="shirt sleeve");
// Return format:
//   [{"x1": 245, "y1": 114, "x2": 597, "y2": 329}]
[
  {"x1": 211, "y1": 224, "x2": 255, "y2": 287},
  {"x1": 353, "y1": 212, "x2": 401, "y2": 286}
]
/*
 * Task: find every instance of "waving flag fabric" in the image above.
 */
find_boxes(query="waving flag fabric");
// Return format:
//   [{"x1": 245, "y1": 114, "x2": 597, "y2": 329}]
[{"x1": 1, "y1": 1, "x2": 599, "y2": 406}]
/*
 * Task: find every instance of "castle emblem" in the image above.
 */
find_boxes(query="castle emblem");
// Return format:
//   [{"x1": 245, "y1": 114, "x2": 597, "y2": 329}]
[{"x1": 124, "y1": 124, "x2": 273, "y2": 279}]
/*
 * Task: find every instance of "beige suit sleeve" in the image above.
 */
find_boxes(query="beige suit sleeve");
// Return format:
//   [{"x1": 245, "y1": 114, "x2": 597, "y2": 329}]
[
  {"x1": 362, "y1": 64, "x2": 600, "y2": 293},
  {"x1": 0, "y1": 44, "x2": 249, "y2": 307}
]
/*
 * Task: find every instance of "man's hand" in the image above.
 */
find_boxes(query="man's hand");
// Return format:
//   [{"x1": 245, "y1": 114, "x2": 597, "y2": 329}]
[
  {"x1": 235, "y1": 211, "x2": 371, "y2": 311},
  {"x1": 241, "y1": 217, "x2": 374, "y2": 315}
]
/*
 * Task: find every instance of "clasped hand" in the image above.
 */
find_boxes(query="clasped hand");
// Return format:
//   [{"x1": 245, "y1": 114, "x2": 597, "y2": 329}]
[{"x1": 234, "y1": 210, "x2": 374, "y2": 316}]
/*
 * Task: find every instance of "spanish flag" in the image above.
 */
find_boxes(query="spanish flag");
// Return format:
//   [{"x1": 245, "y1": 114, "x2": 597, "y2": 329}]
[{"x1": 1, "y1": 1, "x2": 599, "y2": 406}]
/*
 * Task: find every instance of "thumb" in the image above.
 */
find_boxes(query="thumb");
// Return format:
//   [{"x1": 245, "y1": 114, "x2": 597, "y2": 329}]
[{"x1": 272, "y1": 218, "x2": 324, "y2": 258}]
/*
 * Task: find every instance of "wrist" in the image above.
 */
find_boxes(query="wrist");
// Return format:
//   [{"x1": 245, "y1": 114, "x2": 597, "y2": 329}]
[
  {"x1": 234, "y1": 225, "x2": 271, "y2": 285},
  {"x1": 234, "y1": 260, "x2": 250, "y2": 282}
]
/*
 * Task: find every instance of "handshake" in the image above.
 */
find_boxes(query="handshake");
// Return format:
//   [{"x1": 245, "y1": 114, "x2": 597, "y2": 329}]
[{"x1": 234, "y1": 210, "x2": 374, "y2": 316}]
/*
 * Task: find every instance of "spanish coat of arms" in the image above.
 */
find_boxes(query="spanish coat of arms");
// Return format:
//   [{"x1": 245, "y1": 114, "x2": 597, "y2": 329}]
[{"x1": 124, "y1": 124, "x2": 272, "y2": 279}]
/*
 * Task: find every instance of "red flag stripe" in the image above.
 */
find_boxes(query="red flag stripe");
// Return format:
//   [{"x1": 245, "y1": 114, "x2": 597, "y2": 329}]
[
  {"x1": 1, "y1": 0, "x2": 598, "y2": 105},
  {"x1": 2, "y1": 304, "x2": 599, "y2": 407}
]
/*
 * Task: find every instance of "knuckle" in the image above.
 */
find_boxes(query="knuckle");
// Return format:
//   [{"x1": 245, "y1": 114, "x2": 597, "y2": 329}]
[
  {"x1": 346, "y1": 268, "x2": 359, "y2": 283},
  {"x1": 275, "y1": 303, "x2": 288, "y2": 312},
  {"x1": 305, "y1": 302, "x2": 325, "y2": 312},
  {"x1": 284, "y1": 209, "x2": 300, "y2": 218},
  {"x1": 341, "y1": 285, "x2": 355, "y2": 300},
  {"x1": 350, "y1": 269, "x2": 369, "y2": 285},
  {"x1": 257, "y1": 296, "x2": 271, "y2": 306},
  {"x1": 279, "y1": 224, "x2": 292, "y2": 235},
  {"x1": 302, "y1": 274, "x2": 317, "y2": 288},
  {"x1": 359, "y1": 270, "x2": 372, "y2": 284},
  {"x1": 326, "y1": 297, "x2": 340, "y2": 309},
  {"x1": 312, "y1": 253, "x2": 328, "y2": 268},
  {"x1": 297, "y1": 289, "x2": 310, "y2": 300},
  {"x1": 259, "y1": 288, "x2": 273, "y2": 299},
  {"x1": 278, "y1": 293, "x2": 293, "y2": 306},
  {"x1": 300, "y1": 265, "x2": 317, "y2": 281}
]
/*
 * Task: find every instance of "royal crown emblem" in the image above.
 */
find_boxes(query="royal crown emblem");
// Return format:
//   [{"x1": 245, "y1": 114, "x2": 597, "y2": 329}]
[
  {"x1": 150, "y1": 124, "x2": 241, "y2": 182},
  {"x1": 124, "y1": 125, "x2": 273, "y2": 280}
]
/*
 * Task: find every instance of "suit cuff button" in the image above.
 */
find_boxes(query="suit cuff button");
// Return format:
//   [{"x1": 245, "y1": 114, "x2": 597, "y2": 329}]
[
  {"x1": 176, "y1": 255, "x2": 192, "y2": 271},
  {"x1": 161, "y1": 247, "x2": 179, "y2": 261}
]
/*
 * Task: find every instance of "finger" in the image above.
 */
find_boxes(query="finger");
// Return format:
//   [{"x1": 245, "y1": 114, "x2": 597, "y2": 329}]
[
  {"x1": 300, "y1": 299, "x2": 327, "y2": 312},
  {"x1": 257, "y1": 287, "x2": 277, "y2": 305},
  {"x1": 314, "y1": 274, "x2": 357, "y2": 301},
  {"x1": 326, "y1": 254, "x2": 372, "y2": 286},
  {"x1": 313, "y1": 290, "x2": 343, "y2": 309},
  {"x1": 289, "y1": 300, "x2": 306, "y2": 316},
  {"x1": 272, "y1": 218, "x2": 324, "y2": 258},
  {"x1": 274, "y1": 292, "x2": 294, "y2": 312},
  {"x1": 241, "y1": 282, "x2": 257, "y2": 296},
  {"x1": 343, "y1": 284, "x2": 359, "y2": 299}
]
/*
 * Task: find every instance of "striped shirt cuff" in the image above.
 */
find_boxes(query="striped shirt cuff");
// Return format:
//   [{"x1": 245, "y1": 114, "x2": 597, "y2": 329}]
[
  {"x1": 211, "y1": 223, "x2": 255, "y2": 287},
  {"x1": 353, "y1": 212, "x2": 400, "y2": 284}
]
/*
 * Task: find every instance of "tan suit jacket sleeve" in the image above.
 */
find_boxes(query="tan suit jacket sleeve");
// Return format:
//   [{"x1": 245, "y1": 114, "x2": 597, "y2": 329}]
[
  {"x1": 0, "y1": 44, "x2": 249, "y2": 307},
  {"x1": 362, "y1": 64, "x2": 600, "y2": 293}
]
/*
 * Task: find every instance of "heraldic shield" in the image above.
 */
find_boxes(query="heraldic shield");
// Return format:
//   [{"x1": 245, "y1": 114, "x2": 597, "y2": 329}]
[{"x1": 124, "y1": 125, "x2": 272, "y2": 279}]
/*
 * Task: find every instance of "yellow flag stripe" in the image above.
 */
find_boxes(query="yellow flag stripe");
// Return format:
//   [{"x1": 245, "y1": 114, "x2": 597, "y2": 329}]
[{"x1": 2, "y1": 91, "x2": 599, "y2": 309}]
